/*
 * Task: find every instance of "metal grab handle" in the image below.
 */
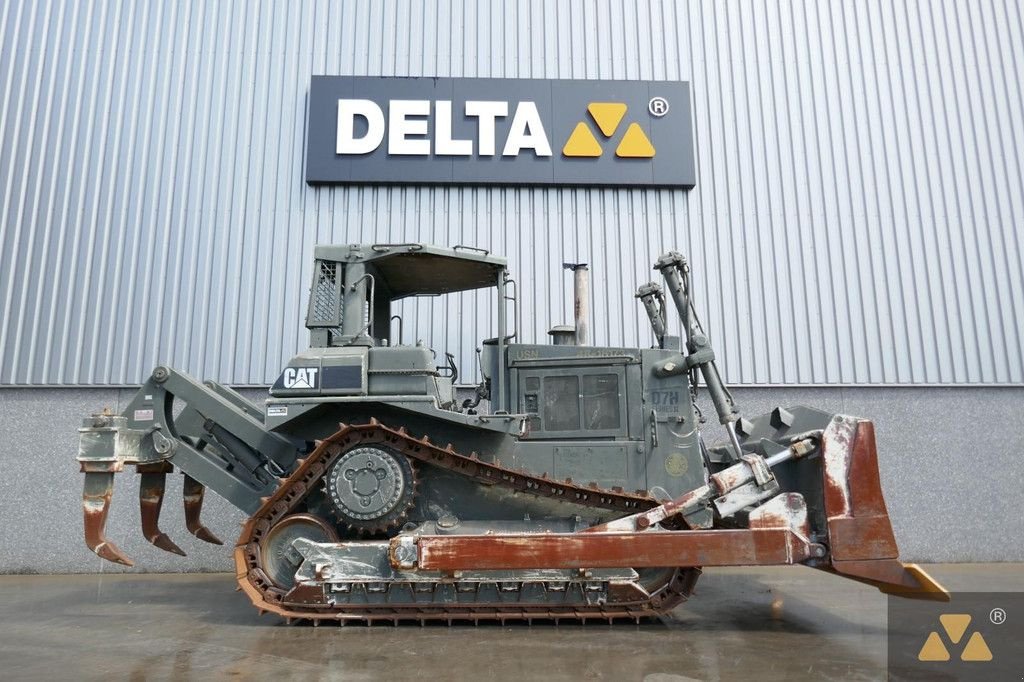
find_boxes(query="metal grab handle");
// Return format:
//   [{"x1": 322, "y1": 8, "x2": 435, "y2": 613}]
[
  {"x1": 350, "y1": 273, "x2": 376, "y2": 339},
  {"x1": 453, "y1": 244, "x2": 490, "y2": 255},
  {"x1": 437, "y1": 352, "x2": 459, "y2": 384},
  {"x1": 371, "y1": 243, "x2": 424, "y2": 252},
  {"x1": 504, "y1": 275, "x2": 518, "y2": 341},
  {"x1": 390, "y1": 314, "x2": 403, "y2": 346}
]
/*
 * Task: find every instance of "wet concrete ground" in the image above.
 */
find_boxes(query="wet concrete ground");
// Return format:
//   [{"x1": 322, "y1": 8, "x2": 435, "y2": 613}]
[{"x1": 0, "y1": 564, "x2": 1019, "y2": 681}]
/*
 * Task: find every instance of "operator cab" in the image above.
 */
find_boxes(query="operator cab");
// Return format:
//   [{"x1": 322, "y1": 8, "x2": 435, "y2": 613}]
[
  {"x1": 271, "y1": 243, "x2": 511, "y2": 410},
  {"x1": 304, "y1": 243, "x2": 506, "y2": 350}
]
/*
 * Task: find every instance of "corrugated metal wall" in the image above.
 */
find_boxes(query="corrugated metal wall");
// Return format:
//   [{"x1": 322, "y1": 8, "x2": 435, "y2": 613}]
[{"x1": 1, "y1": 0, "x2": 1022, "y2": 386}]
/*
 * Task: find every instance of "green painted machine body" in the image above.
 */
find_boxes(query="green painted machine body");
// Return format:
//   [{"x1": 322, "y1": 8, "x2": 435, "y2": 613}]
[
  {"x1": 265, "y1": 244, "x2": 705, "y2": 504},
  {"x1": 77, "y1": 242, "x2": 947, "y2": 622}
]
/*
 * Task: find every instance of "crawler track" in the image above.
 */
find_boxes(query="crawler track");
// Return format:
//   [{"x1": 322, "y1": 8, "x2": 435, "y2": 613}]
[{"x1": 234, "y1": 421, "x2": 701, "y2": 624}]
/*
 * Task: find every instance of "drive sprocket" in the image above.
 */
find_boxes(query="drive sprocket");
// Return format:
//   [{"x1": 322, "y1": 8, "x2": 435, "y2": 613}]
[{"x1": 324, "y1": 445, "x2": 416, "y2": 533}]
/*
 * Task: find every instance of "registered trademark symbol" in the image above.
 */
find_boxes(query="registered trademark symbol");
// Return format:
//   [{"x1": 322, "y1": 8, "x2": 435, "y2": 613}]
[
  {"x1": 990, "y1": 607, "x2": 1006, "y2": 624},
  {"x1": 649, "y1": 96, "x2": 669, "y2": 117}
]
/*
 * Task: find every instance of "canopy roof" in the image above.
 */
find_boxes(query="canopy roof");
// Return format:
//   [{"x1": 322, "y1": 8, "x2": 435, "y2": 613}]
[{"x1": 313, "y1": 243, "x2": 506, "y2": 299}]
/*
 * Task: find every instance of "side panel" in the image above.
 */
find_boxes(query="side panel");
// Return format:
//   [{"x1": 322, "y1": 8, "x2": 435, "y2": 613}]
[
  {"x1": 640, "y1": 349, "x2": 705, "y2": 496},
  {"x1": 512, "y1": 441, "x2": 646, "y2": 492},
  {"x1": 504, "y1": 343, "x2": 704, "y2": 495},
  {"x1": 270, "y1": 347, "x2": 368, "y2": 397},
  {"x1": 269, "y1": 346, "x2": 442, "y2": 399}
]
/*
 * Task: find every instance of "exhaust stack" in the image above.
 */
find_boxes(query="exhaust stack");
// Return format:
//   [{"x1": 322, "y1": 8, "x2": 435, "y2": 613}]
[{"x1": 563, "y1": 263, "x2": 590, "y2": 346}]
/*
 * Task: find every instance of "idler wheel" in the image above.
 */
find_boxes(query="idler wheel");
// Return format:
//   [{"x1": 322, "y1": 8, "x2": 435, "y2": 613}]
[
  {"x1": 325, "y1": 446, "x2": 416, "y2": 533},
  {"x1": 260, "y1": 513, "x2": 338, "y2": 589}
]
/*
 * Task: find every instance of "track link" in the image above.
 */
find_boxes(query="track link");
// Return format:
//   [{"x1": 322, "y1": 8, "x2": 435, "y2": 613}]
[{"x1": 234, "y1": 420, "x2": 700, "y2": 624}]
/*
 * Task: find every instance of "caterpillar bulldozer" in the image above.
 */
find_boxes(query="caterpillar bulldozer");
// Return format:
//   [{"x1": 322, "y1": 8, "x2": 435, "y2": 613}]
[{"x1": 78, "y1": 243, "x2": 947, "y2": 624}]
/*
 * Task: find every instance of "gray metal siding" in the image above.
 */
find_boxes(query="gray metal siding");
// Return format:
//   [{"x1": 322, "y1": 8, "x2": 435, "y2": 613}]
[{"x1": 1, "y1": 0, "x2": 1021, "y2": 386}]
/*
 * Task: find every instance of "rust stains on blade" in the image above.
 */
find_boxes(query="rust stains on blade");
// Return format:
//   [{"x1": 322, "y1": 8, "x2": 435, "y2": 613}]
[
  {"x1": 138, "y1": 464, "x2": 186, "y2": 556},
  {"x1": 82, "y1": 471, "x2": 134, "y2": 566},
  {"x1": 183, "y1": 475, "x2": 223, "y2": 545},
  {"x1": 812, "y1": 418, "x2": 944, "y2": 598},
  {"x1": 821, "y1": 420, "x2": 898, "y2": 561}
]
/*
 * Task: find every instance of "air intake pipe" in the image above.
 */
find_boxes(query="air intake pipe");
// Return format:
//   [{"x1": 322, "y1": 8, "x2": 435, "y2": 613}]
[{"x1": 636, "y1": 281, "x2": 667, "y2": 348}]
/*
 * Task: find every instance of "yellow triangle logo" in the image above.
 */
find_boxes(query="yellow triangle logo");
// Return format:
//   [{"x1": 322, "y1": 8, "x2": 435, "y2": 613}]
[
  {"x1": 960, "y1": 632, "x2": 993, "y2": 662},
  {"x1": 562, "y1": 122, "x2": 602, "y2": 157},
  {"x1": 939, "y1": 614, "x2": 971, "y2": 644},
  {"x1": 587, "y1": 103, "x2": 627, "y2": 137},
  {"x1": 615, "y1": 123, "x2": 655, "y2": 158},
  {"x1": 917, "y1": 613, "x2": 995, "y2": 664},
  {"x1": 917, "y1": 631, "x2": 950, "y2": 661}
]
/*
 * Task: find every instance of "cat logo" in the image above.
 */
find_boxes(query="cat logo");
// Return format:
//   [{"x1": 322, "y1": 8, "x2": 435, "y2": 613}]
[
  {"x1": 917, "y1": 614, "x2": 993, "y2": 662},
  {"x1": 282, "y1": 367, "x2": 319, "y2": 390},
  {"x1": 562, "y1": 103, "x2": 656, "y2": 159}
]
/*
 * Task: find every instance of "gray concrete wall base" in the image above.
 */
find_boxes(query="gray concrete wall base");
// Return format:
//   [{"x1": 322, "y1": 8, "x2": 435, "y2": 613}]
[{"x1": 0, "y1": 386, "x2": 1019, "y2": 574}]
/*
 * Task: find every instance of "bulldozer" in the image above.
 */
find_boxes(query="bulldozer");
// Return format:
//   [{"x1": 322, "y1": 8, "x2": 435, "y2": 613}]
[{"x1": 77, "y1": 243, "x2": 947, "y2": 624}]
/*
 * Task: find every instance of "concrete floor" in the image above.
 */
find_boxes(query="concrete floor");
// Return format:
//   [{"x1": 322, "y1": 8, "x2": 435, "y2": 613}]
[{"x1": 0, "y1": 564, "x2": 1019, "y2": 681}]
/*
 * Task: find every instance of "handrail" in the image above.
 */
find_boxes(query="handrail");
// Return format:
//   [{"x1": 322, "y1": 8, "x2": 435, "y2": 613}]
[
  {"x1": 453, "y1": 244, "x2": 490, "y2": 255},
  {"x1": 371, "y1": 243, "x2": 424, "y2": 252},
  {"x1": 390, "y1": 314, "x2": 403, "y2": 346},
  {"x1": 504, "y1": 275, "x2": 518, "y2": 341},
  {"x1": 350, "y1": 273, "x2": 376, "y2": 339}
]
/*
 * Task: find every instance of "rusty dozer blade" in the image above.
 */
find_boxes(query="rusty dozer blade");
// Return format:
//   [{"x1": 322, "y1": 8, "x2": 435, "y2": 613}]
[
  {"x1": 138, "y1": 462, "x2": 186, "y2": 556},
  {"x1": 816, "y1": 416, "x2": 948, "y2": 601},
  {"x1": 81, "y1": 471, "x2": 134, "y2": 567},
  {"x1": 183, "y1": 475, "x2": 223, "y2": 545}
]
